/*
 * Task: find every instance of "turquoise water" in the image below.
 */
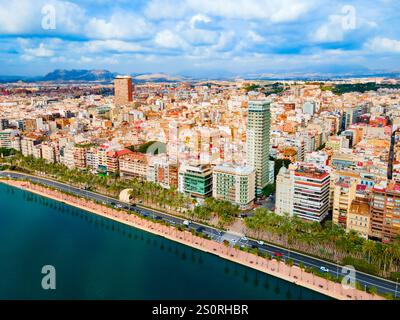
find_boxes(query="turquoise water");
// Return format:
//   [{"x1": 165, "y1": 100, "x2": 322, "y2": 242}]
[{"x1": 0, "y1": 183, "x2": 330, "y2": 300}]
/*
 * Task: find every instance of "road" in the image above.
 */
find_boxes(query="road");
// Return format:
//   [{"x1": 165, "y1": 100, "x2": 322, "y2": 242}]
[{"x1": 1, "y1": 170, "x2": 399, "y2": 298}]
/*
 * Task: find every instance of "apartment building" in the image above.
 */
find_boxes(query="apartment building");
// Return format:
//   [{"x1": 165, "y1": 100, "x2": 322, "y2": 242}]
[
  {"x1": 293, "y1": 164, "x2": 330, "y2": 222},
  {"x1": 370, "y1": 181, "x2": 400, "y2": 243},
  {"x1": 178, "y1": 163, "x2": 213, "y2": 199},
  {"x1": 275, "y1": 165, "x2": 295, "y2": 216},
  {"x1": 212, "y1": 164, "x2": 255, "y2": 210},
  {"x1": 332, "y1": 171, "x2": 360, "y2": 228},
  {"x1": 119, "y1": 152, "x2": 148, "y2": 180},
  {"x1": 347, "y1": 198, "x2": 371, "y2": 239}
]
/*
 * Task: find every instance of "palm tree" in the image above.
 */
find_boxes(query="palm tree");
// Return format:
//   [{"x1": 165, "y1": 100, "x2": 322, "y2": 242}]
[{"x1": 362, "y1": 240, "x2": 375, "y2": 264}]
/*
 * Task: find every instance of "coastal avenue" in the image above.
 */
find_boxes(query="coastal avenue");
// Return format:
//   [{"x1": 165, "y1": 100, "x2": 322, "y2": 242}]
[{"x1": 1, "y1": 171, "x2": 399, "y2": 298}]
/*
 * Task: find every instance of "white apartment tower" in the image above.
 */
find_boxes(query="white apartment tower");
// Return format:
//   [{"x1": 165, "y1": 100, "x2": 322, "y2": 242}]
[{"x1": 247, "y1": 100, "x2": 271, "y2": 196}]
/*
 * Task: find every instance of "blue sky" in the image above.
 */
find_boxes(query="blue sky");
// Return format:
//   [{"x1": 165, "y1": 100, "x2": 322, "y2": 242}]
[{"x1": 1, "y1": 0, "x2": 400, "y2": 77}]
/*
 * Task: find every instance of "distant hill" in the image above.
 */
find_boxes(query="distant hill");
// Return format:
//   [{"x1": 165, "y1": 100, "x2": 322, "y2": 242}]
[
  {"x1": 0, "y1": 68, "x2": 399, "y2": 84},
  {"x1": 41, "y1": 69, "x2": 117, "y2": 82},
  {"x1": 133, "y1": 73, "x2": 184, "y2": 82}
]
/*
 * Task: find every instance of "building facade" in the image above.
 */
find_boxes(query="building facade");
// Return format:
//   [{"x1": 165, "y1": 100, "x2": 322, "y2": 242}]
[
  {"x1": 293, "y1": 165, "x2": 330, "y2": 222},
  {"x1": 247, "y1": 100, "x2": 270, "y2": 195},
  {"x1": 212, "y1": 164, "x2": 255, "y2": 210},
  {"x1": 114, "y1": 76, "x2": 133, "y2": 107},
  {"x1": 178, "y1": 163, "x2": 212, "y2": 199}
]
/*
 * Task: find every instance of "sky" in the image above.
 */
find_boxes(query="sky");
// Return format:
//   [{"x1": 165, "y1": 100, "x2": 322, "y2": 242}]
[{"x1": 0, "y1": 0, "x2": 400, "y2": 77}]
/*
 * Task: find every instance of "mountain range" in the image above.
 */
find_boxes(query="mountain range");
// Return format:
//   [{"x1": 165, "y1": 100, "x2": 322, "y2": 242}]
[
  {"x1": 0, "y1": 69, "x2": 187, "y2": 83},
  {"x1": 0, "y1": 69, "x2": 399, "y2": 83}
]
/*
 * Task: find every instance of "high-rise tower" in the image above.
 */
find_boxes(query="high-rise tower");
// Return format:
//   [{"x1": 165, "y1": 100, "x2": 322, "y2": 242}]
[
  {"x1": 247, "y1": 100, "x2": 270, "y2": 196},
  {"x1": 114, "y1": 76, "x2": 133, "y2": 107}
]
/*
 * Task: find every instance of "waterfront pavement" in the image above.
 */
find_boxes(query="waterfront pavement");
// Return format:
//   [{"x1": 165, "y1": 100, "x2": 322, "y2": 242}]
[{"x1": 0, "y1": 170, "x2": 398, "y2": 299}]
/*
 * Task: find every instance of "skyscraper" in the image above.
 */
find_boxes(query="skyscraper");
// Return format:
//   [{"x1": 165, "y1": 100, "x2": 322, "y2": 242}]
[
  {"x1": 247, "y1": 100, "x2": 270, "y2": 195},
  {"x1": 114, "y1": 76, "x2": 133, "y2": 106}
]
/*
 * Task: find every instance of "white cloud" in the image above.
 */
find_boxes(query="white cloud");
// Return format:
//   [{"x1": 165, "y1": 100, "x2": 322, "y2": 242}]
[
  {"x1": 247, "y1": 31, "x2": 264, "y2": 43},
  {"x1": 146, "y1": 0, "x2": 315, "y2": 22},
  {"x1": 365, "y1": 37, "x2": 400, "y2": 53},
  {"x1": 22, "y1": 43, "x2": 55, "y2": 61},
  {"x1": 312, "y1": 14, "x2": 347, "y2": 43},
  {"x1": 189, "y1": 14, "x2": 211, "y2": 28},
  {"x1": 155, "y1": 30, "x2": 187, "y2": 49},
  {"x1": 85, "y1": 12, "x2": 152, "y2": 40},
  {"x1": 84, "y1": 40, "x2": 143, "y2": 53}
]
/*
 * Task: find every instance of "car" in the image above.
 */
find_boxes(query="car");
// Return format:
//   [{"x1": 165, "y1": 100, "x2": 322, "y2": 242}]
[
  {"x1": 320, "y1": 266, "x2": 330, "y2": 273},
  {"x1": 241, "y1": 236, "x2": 248, "y2": 241},
  {"x1": 231, "y1": 239, "x2": 238, "y2": 244},
  {"x1": 154, "y1": 216, "x2": 162, "y2": 221},
  {"x1": 196, "y1": 227, "x2": 205, "y2": 233},
  {"x1": 110, "y1": 202, "x2": 116, "y2": 206},
  {"x1": 257, "y1": 241, "x2": 264, "y2": 245},
  {"x1": 274, "y1": 252, "x2": 283, "y2": 258},
  {"x1": 183, "y1": 220, "x2": 191, "y2": 227}
]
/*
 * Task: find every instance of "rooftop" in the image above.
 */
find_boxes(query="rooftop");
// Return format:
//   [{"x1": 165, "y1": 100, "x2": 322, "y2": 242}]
[
  {"x1": 349, "y1": 199, "x2": 370, "y2": 216},
  {"x1": 213, "y1": 164, "x2": 254, "y2": 175}
]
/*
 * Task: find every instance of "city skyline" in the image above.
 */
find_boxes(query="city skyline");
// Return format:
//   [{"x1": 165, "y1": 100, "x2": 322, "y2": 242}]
[{"x1": 1, "y1": 0, "x2": 400, "y2": 77}]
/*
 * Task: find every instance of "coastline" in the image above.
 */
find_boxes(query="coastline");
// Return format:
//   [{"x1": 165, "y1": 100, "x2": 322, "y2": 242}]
[{"x1": 0, "y1": 178, "x2": 384, "y2": 300}]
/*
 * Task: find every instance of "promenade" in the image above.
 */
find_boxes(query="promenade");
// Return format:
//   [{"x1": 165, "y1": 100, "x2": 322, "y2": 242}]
[{"x1": 1, "y1": 179, "x2": 384, "y2": 300}]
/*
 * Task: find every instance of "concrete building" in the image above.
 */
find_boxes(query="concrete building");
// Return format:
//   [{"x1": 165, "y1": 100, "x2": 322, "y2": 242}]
[
  {"x1": 178, "y1": 163, "x2": 212, "y2": 199},
  {"x1": 212, "y1": 164, "x2": 255, "y2": 210},
  {"x1": 347, "y1": 198, "x2": 371, "y2": 239},
  {"x1": 332, "y1": 171, "x2": 360, "y2": 228},
  {"x1": 247, "y1": 100, "x2": 270, "y2": 195},
  {"x1": 41, "y1": 143, "x2": 59, "y2": 163},
  {"x1": 0, "y1": 129, "x2": 13, "y2": 149},
  {"x1": 119, "y1": 152, "x2": 148, "y2": 181},
  {"x1": 114, "y1": 76, "x2": 133, "y2": 107},
  {"x1": 21, "y1": 136, "x2": 41, "y2": 157},
  {"x1": 303, "y1": 101, "x2": 316, "y2": 115},
  {"x1": 275, "y1": 165, "x2": 295, "y2": 216},
  {"x1": 370, "y1": 181, "x2": 400, "y2": 243},
  {"x1": 293, "y1": 164, "x2": 330, "y2": 222}
]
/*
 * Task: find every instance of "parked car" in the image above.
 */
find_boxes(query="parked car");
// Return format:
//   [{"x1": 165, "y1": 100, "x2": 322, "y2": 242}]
[
  {"x1": 274, "y1": 252, "x2": 283, "y2": 258},
  {"x1": 257, "y1": 241, "x2": 264, "y2": 245},
  {"x1": 241, "y1": 236, "x2": 248, "y2": 241},
  {"x1": 183, "y1": 220, "x2": 191, "y2": 227}
]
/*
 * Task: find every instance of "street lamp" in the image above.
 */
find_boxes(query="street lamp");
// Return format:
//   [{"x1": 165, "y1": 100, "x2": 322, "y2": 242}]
[{"x1": 396, "y1": 277, "x2": 399, "y2": 299}]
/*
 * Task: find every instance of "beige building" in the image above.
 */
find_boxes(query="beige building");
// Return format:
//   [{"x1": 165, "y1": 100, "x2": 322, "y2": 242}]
[
  {"x1": 347, "y1": 199, "x2": 370, "y2": 239},
  {"x1": 332, "y1": 171, "x2": 360, "y2": 228},
  {"x1": 275, "y1": 165, "x2": 295, "y2": 216},
  {"x1": 41, "y1": 143, "x2": 59, "y2": 163},
  {"x1": 119, "y1": 153, "x2": 148, "y2": 180}
]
